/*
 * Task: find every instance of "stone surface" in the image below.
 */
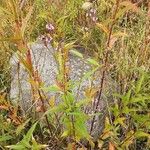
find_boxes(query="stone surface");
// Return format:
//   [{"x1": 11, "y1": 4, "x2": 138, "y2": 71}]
[
  {"x1": 10, "y1": 43, "x2": 57, "y2": 111},
  {"x1": 10, "y1": 41, "x2": 114, "y2": 140},
  {"x1": 10, "y1": 42, "x2": 102, "y2": 109}
]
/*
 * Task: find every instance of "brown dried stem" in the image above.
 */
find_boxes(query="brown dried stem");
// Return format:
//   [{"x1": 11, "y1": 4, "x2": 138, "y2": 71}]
[{"x1": 90, "y1": 0, "x2": 121, "y2": 134}]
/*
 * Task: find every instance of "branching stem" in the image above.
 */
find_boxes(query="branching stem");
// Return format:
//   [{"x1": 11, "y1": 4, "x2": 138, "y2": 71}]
[{"x1": 90, "y1": 0, "x2": 121, "y2": 134}]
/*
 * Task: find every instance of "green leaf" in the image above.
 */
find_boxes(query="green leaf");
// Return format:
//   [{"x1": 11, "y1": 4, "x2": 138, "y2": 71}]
[
  {"x1": 44, "y1": 103, "x2": 65, "y2": 116},
  {"x1": 61, "y1": 130, "x2": 69, "y2": 137},
  {"x1": 19, "y1": 140, "x2": 31, "y2": 149},
  {"x1": 0, "y1": 135, "x2": 13, "y2": 142},
  {"x1": 31, "y1": 136, "x2": 48, "y2": 150},
  {"x1": 65, "y1": 91, "x2": 75, "y2": 104},
  {"x1": 135, "y1": 73, "x2": 145, "y2": 94},
  {"x1": 76, "y1": 98, "x2": 91, "y2": 107},
  {"x1": 132, "y1": 114, "x2": 150, "y2": 124},
  {"x1": 129, "y1": 96, "x2": 147, "y2": 104},
  {"x1": 74, "y1": 115, "x2": 90, "y2": 140},
  {"x1": 114, "y1": 117, "x2": 126, "y2": 127},
  {"x1": 37, "y1": 11, "x2": 49, "y2": 19},
  {"x1": 86, "y1": 58, "x2": 100, "y2": 66},
  {"x1": 123, "y1": 89, "x2": 131, "y2": 106},
  {"x1": 111, "y1": 104, "x2": 119, "y2": 117},
  {"x1": 6, "y1": 144, "x2": 26, "y2": 150},
  {"x1": 16, "y1": 118, "x2": 31, "y2": 135},
  {"x1": 41, "y1": 85, "x2": 62, "y2": 93},
  {"x1": 23, "y1": 122, "x2": 38, "y2": 143},
  {"x1": 56, "y1": 15, "x2": 69, "y2": 24},
  {"x1": 126, "y1": 90, "x2": 131, "y2": 101},
  {"x1": 135, "y1": 131, "x2": 150, "y2": 138},
  {"x1": 122, "y1": 107, "x2": 137, "y2": 114},
  {"x1": 7, "y1": 122, "x2": 38, "y2": 150},
  {"x1": 64, "y1": 41, "x2": 76, "y2": 50},
  {"x1": 82, "y1": 67, "x2": 99, "y2": 81},
  {"x1": 70, "y1": 49, "x2": 83, "y2": 58}
]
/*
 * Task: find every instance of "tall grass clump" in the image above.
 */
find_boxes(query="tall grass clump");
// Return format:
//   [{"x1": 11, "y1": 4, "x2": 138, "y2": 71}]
[{"x1": 0, "y1": 0, "x2": 150, "y2": 149}]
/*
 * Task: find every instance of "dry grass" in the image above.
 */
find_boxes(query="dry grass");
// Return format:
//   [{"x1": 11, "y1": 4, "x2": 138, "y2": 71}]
[{"x1": 0, "y1": 0, "x2": 150, "y2": 149}]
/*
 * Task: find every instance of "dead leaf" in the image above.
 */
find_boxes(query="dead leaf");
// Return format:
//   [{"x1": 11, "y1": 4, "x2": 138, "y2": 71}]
[{"x1": 109, "y1": 142, "x2": 115, "y2": 150}]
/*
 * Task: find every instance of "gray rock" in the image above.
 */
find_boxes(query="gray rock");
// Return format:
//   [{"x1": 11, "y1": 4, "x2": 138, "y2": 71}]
[
  {"x1": 10, "y1": 41, "x2": 114, "y2": 141},
  {"x1": 10, "y1": 43, "x2": 57, "y2": 111},
  {"x1": 10, "y1": 42, "x2": 99, "y2": 107}
]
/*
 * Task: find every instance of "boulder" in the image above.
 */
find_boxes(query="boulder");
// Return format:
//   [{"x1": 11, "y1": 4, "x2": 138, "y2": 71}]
[{"x1": 10, "y1": 41, "x2": 114, "y2": 140}]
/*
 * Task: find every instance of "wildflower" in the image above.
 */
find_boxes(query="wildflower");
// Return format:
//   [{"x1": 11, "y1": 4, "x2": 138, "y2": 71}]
[
  {"x1": 82, "y1": 2, "x2": 93, "y2": 10},
  {"x1": 40, "y1": 35, "x2": 53, "y2": 46},
  {"x1": 46, "y1": 36, "x2": 53, "y2": 43},
  {"x1": 92, "y1": 16, "x2": 98, "y2": 22},
  {"x1": 46, "y1": 23, "x2": 55, "y2": 32},
  {"x1": 86, "y1": 8, "x2": 98, "y2": 23},
  {"x1": 90, "y1": 8, "x2": 96, "y2": 14}
]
